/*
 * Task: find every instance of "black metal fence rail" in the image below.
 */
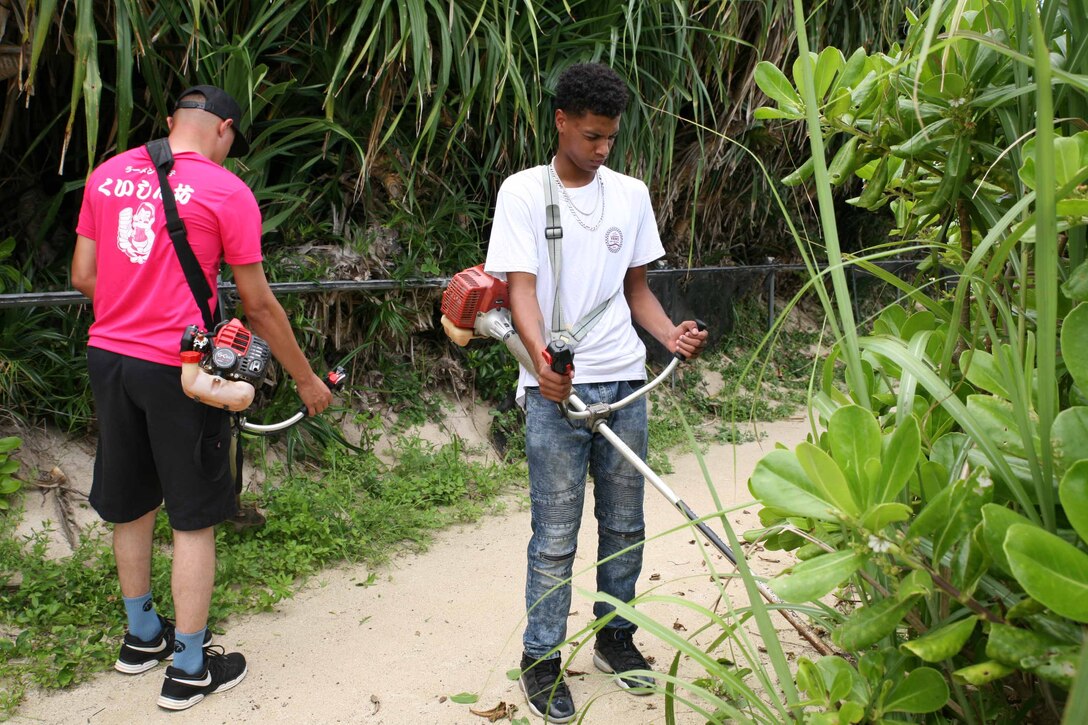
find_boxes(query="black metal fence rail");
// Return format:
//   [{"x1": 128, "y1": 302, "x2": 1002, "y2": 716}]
[{"x1": 0, "y1": 259, "x2": 925, "y2": 306}]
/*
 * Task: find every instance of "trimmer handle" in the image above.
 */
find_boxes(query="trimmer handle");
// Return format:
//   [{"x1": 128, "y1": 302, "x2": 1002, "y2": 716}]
[
  {"x1": 296, "y1": 366, "x2": 348, "y2": 417},
  {"x1": 543, "y1": 339, "x2": 574, "y2": 375},
  {"x1": 324, "y1": 366, "x2": 348, "y2": 392},
  {"x1": 673, "y1": 319, "x2": 708, "y2": 361}
]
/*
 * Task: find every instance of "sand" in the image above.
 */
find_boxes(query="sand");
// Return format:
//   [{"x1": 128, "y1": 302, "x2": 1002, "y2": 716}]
[{"x1": 6, "y1": 414, "x2": 816, "y2": 725}]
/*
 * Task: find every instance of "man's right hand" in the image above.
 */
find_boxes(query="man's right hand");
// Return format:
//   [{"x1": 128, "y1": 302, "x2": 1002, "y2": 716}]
[
  {"x1": 297, "y1": 371, "x2": 334, "y2": 417},
  {"x1": 535, "y1": 359, "x2": 572, "y2": 403}
]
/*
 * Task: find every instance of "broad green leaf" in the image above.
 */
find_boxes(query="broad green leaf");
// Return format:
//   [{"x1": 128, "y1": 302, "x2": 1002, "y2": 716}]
[
  {"x1": 0, "y1": 460, "x2": 19, "y2": 475},
  {"x1": 952, "y1": 660, "x2": 1015, "y2": 685},
  {"x1": 967, "y1": 394, "x2": 1037, "y2": 460},
  {"x1": 1061, "y1": 256, "x2": 1088, "y2": 298},
  {"x1": 750, "y1": 449, "x2": 841, "y2": 522},
  {"x1": 754, "y1": 106, "x2": 805, "y2": 121},
  {"x1": 952, "y1": 525, "x2": 989, "y2": 596},
  {"x1": 918, "y1": 460, "x2": 946, "y2": 503},
  {"x1": 908, "y1": 482, "x2": 955, "y2": 539},
  {"x1": 1052, "y1": 407, "x2": 1088, "y2": 474},
  {"x1": 450, "y1": 692, "x2": 478, "y2": 704},
  {"x1": 818, "y1": 87, "x2": 849, "y2": 121},
  {"x1": 883, "y1": 667, "x2": 949, "y2": 714},
  {"x1": 981, "y1": 504, "x2": 1034, "y2": 576},
  {"x1": 1061, "y1": 303, "x2": 1088, "y2": 392},
  {"x1": 849, "y1": 71, "x2": 879, "y2": 113},
  {"x1": 959, "y1": 349, "x2": 1010, "y2": 398},
  {"x1": 791, "y1": 52, "x2": 817, "y2": 97},
  {"x1": 771, "y1": 550, "x2": 866, "y2": 603},
  {"x1": 814, "y1": 47, "x2": 845, "y2": 99},
  {"x1": 878, "y1": 416, "x2": 921, "y2": 503},
  {"x1": 0, "y1": 437, "x2": 21, "y2": 454},
  {"x1": 1058, "y1": 199, "x2": 1088, "y2": 216},
  {"x1": 813, "y1": 655, "x2": 867, "y2": 705},
  {"x1": 860, "y1": 503, "x2": 912, "y2": 531},
  {"x1": 755, "y1": 61, "x2": 802, "y2": 109},
  {"x1": 1021, "y1": 648, "x2": 1079, "y2": 689},
  {"x1": 834, "y1": 595, "x2": 919, "y2": 651},
  {"x1": 899, "y1": 310, "x2": 937, "y2": 341},
  {"x1": 929, "y1": 432, "x2": 970, "y2": 477},
  {"x1": 832, "y1": 48, "x2": 869, "y2": 94},
  {"x1": 1020, "y1": 131, "x2": 1088, "y2": 190},
  {"x1": 921, "y1": 73, "x2": 966, "y2": 101},
  {"x1": 1005, "y1": 524, "x2": 1088, "y2": 622},
  {"x1": 839, "y1": 701, "x2": 865, "y2": 723},
  {"x1": 795, "y1": 657, "x2": 821, "y2": 699},
  {"x1": 890, "y1": 117, "x2": 954, "y2": 158},
  {"x1": 829, "y1": 405, "x2": 881, "y2": 508},
  {"x1": 796, "y1": 442, "x2": 861, "y2": 518},
  {"x1": 901, "y1": 617, "x2": 977, "y2": 662},
  {"x1": 934, "y1": 475, "x2": 989, "y2": 565},
  {"x1": 985, "y1": 623, "x2": 1064, "y2": 667},
  {"x1": 1059, "y1": 460, "x2": 1088, "y2": 544},
  {"x1": 897, "y1": 570, "x2": 934, "y2": 600}
]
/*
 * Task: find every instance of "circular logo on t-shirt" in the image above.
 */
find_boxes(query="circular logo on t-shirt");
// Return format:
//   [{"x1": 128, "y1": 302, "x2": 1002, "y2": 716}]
[{"x1": 604, "y1": 226, "x2": 623, "y2": 253}]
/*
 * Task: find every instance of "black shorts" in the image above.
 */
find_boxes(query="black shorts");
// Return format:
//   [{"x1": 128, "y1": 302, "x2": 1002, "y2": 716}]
[{"x1": 87, "y1": 347, "x2": 237, "y2": 531}]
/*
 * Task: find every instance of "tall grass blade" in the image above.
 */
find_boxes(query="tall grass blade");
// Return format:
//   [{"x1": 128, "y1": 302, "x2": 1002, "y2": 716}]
[
  {"x1": 21, "y1": 0, "x2": 58, "y2": 96},
  {"x1": 790, "y1": 0, "x2": 868, "y2": 408},
  {"x1": 1030, "y1": 4, "x2": 1059, "y2": 531},
  {"x1": 113, "y1": 0, "x2": 133, "y2": 152}
]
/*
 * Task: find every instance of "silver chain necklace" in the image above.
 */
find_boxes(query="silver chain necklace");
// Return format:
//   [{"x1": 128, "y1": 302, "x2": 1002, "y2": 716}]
[{"x1": 549, "y1": 158, "x2": 605, "y2": 232}]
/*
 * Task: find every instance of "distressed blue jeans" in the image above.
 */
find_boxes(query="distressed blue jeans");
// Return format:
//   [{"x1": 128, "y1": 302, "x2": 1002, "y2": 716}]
[{"x1": 522, "y1": 380, "x2": 647, "y2": 660}]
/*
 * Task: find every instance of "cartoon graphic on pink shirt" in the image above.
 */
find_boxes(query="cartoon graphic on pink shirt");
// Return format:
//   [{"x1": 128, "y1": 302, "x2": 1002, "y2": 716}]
[{"x1": 117, "y1": 201, "x2": 157, "y2": 264}]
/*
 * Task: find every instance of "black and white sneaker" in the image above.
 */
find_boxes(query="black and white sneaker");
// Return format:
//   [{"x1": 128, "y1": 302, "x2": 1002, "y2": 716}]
[
  {"x1": 114, "y1": 616, "x2": 211, "y2": 674},
  {"x1": 157, "y1": 646, "x2": 247, "y2": 711},
  {"x1": 519, "y1": 653, "x2": 575, "y2": 723},
  {"x1": 592, "y1": 628, "x2": 656, "y2": 694}
]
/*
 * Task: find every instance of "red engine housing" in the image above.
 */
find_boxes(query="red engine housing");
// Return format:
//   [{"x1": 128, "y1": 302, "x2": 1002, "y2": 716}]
[
  {"x1": 441, "y1": 264, "x2": 508, "y2": 328},
  {"x1": 214, "y1": 318, "x2": 255, "y2": 355}
]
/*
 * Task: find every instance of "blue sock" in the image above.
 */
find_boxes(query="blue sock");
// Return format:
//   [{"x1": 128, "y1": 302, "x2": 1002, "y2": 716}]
[
  {"x1": 172, "y1": 629, "x2": 207, "y2": 675},
  {"x1": 122, "y1": 592, "x2": 161, "y2": 642}
]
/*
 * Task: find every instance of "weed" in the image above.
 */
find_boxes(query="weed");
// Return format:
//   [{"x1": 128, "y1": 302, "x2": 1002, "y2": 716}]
[
  {"x1": 0, "y1": 437, "x2": 22, "y2": 511},
  {"x1": 463, "y1": 344, "x2": 519, "y2": 404},
  {"x1": 0, "y1": 436, "x2": 519, "y2": 716},
  {"x1": 711, "y1": 296, "x2": 823, "y2": 422}
]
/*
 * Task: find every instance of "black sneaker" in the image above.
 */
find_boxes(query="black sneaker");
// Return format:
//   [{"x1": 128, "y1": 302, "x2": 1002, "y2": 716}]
[
  {"x1": 157, "y1": 646, "x2": 247, "y2": 711},
  {"x1": 519, "y1": 653, "x2": 575, "y2": 723},
  {"x1": 114, "y1": 616, "x2": 212, "y2": 674},
  {"x1": 593, "y1": 628, "x2": 656, "y2": 694}
]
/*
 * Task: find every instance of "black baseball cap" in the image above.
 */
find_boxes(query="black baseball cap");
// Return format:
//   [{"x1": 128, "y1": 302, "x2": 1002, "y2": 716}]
[{"x1": 174, "y1": 85, "x2": 250, "y2": 157}]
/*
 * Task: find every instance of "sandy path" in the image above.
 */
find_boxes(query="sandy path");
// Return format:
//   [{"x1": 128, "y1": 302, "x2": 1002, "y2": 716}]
[{"x1": 10, "y1": 418, "x2": 813, "y2": 725}]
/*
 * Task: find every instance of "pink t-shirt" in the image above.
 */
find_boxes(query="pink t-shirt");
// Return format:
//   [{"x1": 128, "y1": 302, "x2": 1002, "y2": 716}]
[{"x1": 76, "y1": 146, "x2": 263, "y2": 366}]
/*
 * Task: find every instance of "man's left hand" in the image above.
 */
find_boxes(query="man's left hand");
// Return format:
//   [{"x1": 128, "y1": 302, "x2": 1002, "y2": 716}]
[{"x1": 671, "y1": 320, "x2": 708, "y2": 360}]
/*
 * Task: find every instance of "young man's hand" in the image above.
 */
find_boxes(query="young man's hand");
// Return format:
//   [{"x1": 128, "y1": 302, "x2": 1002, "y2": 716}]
[
  {"x1": 297, "y1": 372, "x2": 334, "y2": 417},
  {"x1": 535, "y1": 358, "x2": 573, "y2": 403},
  {"x1": 670, "y1": 320, "x2": 708, "y2": 360}
]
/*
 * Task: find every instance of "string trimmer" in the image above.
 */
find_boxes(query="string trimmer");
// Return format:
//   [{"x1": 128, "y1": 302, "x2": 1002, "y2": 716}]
[{"x1": 440, "y1": 264, "x2": 833, "y2": 656}]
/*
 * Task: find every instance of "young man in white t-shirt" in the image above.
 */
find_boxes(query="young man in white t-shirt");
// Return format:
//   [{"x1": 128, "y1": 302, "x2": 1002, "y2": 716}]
[{"x1": 485, "y1": 63, "x2": 707, "y2": 722}]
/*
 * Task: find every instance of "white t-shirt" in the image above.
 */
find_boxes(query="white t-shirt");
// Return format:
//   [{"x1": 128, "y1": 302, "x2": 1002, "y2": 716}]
[{"x1": 485, "y1": 163, "x2": 665, "y2": 403}]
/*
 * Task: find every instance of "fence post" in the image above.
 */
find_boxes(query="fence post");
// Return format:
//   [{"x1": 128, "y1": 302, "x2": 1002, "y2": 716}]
[
  {"x1": 850, "y1": 265, "x2": 861, "y2": 326},
  {"x1": 766, "y1": 257, "x2": 776, "y2": 332}
]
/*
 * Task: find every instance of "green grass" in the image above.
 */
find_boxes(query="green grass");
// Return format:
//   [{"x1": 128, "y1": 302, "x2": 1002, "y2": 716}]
[
  {"x1": 0, "y1": 437, "x2": 521, "y2": 718},
  {"x1": 0, "y1": 291, "x2": 824, "y2": 719},
  {"x1": 645, "y1": 295, "x2": 824, "y2": 473}
]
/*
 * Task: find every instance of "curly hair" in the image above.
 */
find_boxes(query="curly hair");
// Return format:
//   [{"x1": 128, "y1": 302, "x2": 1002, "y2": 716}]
[{"x1": 554, "y1": 63, "x2": 629, "y2": 118}]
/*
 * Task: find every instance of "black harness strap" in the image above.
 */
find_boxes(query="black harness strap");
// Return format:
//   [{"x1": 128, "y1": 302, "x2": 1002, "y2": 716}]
[{"x1": 145, "y1": 138, "x2": 220, "y2": 331}]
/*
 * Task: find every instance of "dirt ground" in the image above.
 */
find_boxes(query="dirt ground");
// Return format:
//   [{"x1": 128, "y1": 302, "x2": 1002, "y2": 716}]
[{"x1": 6, "y1": 409, "x2": 816, "y2": 725}]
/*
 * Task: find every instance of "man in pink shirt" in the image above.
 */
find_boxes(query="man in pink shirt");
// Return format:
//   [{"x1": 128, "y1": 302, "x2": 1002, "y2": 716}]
[{"x1": 71, "y1": 85, "x2": 332, "y2": 711}]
